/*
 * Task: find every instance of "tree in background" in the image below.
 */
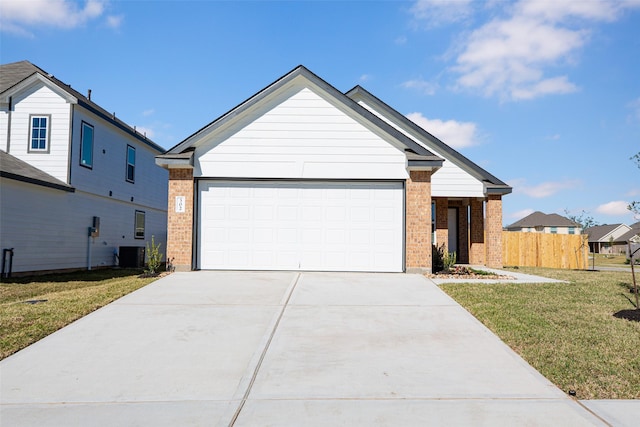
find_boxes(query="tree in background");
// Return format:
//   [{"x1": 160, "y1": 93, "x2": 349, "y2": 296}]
[
  {"x1": 629, "y1": 152, "x2": 640, "y2": 216},
  {"x1": 565, "y1": 209, "x2": 599, "y2": 270}
]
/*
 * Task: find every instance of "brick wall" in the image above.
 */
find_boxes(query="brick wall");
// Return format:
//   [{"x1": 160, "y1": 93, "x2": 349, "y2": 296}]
[
  {"x1": 469, "y1": 198, "x2": 485, "y2": 265},
  {"x1": 406, "y1": 170, "x2": 432, "y2": 272},
  {"x1": 485, "y1": 195, "x2": 503, "y2": 268},
  {"x1": 167, "y1": 168, "x2": 194, "y2": 271}
]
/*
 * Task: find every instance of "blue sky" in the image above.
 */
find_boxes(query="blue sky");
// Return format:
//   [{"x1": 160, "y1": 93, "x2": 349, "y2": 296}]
[{"x1": 2, "y1": 0, "x2": 639, "y2": 226}]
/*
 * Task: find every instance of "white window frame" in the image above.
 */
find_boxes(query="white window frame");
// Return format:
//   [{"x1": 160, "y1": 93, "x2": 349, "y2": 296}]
[{"x1": 28, "y1": 115, "x2": 50, "y2": 152}]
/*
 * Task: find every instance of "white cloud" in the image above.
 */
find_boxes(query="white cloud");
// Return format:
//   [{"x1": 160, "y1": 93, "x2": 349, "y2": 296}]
[
  {"x1": 106, "y1": 14, "x2": 123, "y2": 29},
  {"x1": 596, "y1": 200, "x2": 632, "y2": 216},
  {"x1": 410, "y1": 0, "x2": 474, "y2": 26},
  {"x1": 447, "y1": 0, "x2": 640, "y2": 101},
  {"x1": 545, "y1": 134, "x2": 561, "y2": 140},
  {"x1": 359, "y1": 74, "x2": 372, "y2": 83},
  {"x1": 142, "y1": 109, "x2": 155, "y2": 117},
  {"x1": 401, "y1": 78, "x2": 438, "y2": 95},
  {"x1": 0, "y1": 0, "x2": 109, "y2": 35},
  {"x1": 395, "y1": 36, "x2": 408, "y2": 45},
  {"x1": 509, "y1": 179, "x2": 580, "y2": 198},
  {"x1": 628, "y1": 97, "x2": 640, "y2": 122},
  {"x1": 510, "y1": 208, "x2": 535, "y2": 219},
  {"x1": 134, "y1": 126, "x2": 155, "y2": 139},
  {"x1": 406, "y1": 112, "x2": 479, "y2": 148}
]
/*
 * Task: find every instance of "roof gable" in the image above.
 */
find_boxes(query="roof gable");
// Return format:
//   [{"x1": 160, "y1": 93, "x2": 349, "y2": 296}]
[
  {"x1": 1, "y1": 60, "x2": 164, "y2": 153},
  {"x1": 345, "y1": 86, "x2": 511, "y2": 195},
  {"x1": 163, "y1": 66, "x2": 442, "y2": 169},
  {"x1": 585, "y1": 224, "x2": 631, "y2": 242},
  {"x1": 506, "y1": 211, "x2": 579, "y2": 229}
]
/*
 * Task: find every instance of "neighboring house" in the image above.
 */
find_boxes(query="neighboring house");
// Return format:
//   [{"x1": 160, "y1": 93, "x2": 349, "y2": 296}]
[
  {"x1": 585, "y1": 224, "x2": 632, "y2": 254},
  {"x1": 0, "y1": 61, "x2": 168, "y2": 275},
  {"x1": 618, "y1": 221, "x2": 640, "y2": 252},
  {"x1": 505, "y1": 211, "x2": 581, "y2": 235},
  {"x1": 156, "y1": 66, "x2": 511, "y2": 273}
]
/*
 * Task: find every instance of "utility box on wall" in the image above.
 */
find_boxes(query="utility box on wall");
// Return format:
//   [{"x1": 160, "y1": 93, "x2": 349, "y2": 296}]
[{"x1": 119, "y1": 246, "x2": 145, "y2": 268}]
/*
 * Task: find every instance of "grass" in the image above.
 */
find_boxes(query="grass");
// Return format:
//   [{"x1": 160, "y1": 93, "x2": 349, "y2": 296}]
[
  {"x1": 440, "y1": 267, "x2": 640, "y2": 399},
  {"x1": 0, "y1": 269, "x2": 158, "y2": 360},
  {"x1": 590, "y1": 253, "x2": 633, "y2": 267}
]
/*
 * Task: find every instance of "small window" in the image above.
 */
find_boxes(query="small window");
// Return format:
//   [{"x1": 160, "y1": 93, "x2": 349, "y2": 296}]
[
  {"x1": 80, "y1": 122, "x2": 94, "y2": 168},
  {"x1": 134, "y1": 210, "x2": 145, "y2": 239},
  {"x1": 568, "y1": 227, "x2": 575, "y2": 235},
  {"x1": 550, "y1": 226, "x2": 558, "y2": 234},
  {"x1": 29, "y1": 115, "x2": 50, "y2": 152},
  {"x1": 126, "y1": 145, "x2": 135, "y2": 183}
]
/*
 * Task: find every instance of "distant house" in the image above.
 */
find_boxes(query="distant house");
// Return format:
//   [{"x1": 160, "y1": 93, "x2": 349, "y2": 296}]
[
  {"x1": 584, "y1": 224, "x2": 633, "y2": 254},
  {"x1": 0, "y1": 60, "x2": 168, "y2": 276},
  {"x1": 505, "y1": 211, "x2": 581, "y2": 235}
]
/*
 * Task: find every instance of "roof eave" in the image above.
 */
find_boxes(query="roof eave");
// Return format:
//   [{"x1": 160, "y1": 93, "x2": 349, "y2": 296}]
[
  {"x1": 155, "y1": 151, "x2": 194, "y2": 169},
  {"x1": 0, "y1": 171, "x2": 75, "y2": 192}
]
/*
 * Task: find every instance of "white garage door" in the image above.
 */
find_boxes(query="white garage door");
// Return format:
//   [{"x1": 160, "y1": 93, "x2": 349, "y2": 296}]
[{"x1": 198, "y1": 181, "x2": 404, "y2": 272}]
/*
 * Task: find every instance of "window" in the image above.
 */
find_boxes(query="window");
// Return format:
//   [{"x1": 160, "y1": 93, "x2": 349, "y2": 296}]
[
  {"x1": 126, "y1": 145, "x2": 135, "y2": 183},
  {"x1": 29, "y1": 115, "x2": 50, "y2": 152},
  {"x1": 134, "y1": 210, "x2": 145, "y2": 239},
  {"x1": 550, "y1": 226, "x2": 558, "y2": 234},
  {"x1": 568, "y1": 227, "x2": 575, "y2": 235},
  {"x1": 80, "y1": 122, "x2": 94, "y2": 168}
]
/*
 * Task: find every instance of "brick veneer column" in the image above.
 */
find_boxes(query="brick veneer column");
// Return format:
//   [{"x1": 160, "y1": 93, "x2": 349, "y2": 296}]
[
  {"x1": 457, "y1": 202, "x2": 469, "y2": 264},
  {"x1": 434, "y1": 198, "x2": 448, "y2": 251},
  {"x1": 469, "y1": 198, "x2": 485, "y2": 265},
  {"x1": 167, "y1": 168, "x2": 194, "y2": 271},
  {"x1": 485, "y1": 195, "x2": 503, "y2": 268},
  {"x1": 406, "y1": 170, "x2": 433, "y2": 273}
]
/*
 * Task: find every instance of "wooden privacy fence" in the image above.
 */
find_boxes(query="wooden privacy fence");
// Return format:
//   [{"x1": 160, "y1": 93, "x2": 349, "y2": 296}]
[{"x1": 502, "y1": 232, "x2": 588, "y2": 269}]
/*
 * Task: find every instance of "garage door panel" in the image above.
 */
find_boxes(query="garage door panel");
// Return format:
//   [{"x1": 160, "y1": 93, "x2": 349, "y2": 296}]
[{"x1": 198, "y1": 181, "x2": 403, "y2": 272}]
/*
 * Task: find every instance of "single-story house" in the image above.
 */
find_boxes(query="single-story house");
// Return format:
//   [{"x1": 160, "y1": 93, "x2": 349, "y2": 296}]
[
  {"x1": 505, "y1": 211, "x2": 581, "y2": 234},
  {"x1": 585, "y1": 223, "x2": 633, "y2": 254},
  {"x1": 156, "y1": 66, "x2": 511, "y2": 273}
]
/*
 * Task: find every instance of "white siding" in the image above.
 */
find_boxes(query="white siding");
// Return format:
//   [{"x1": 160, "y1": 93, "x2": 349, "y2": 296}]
[
  {"x1": 70, "y1": 107, "x2": 168, "y2": 211},
  {"x1": 196, "y1": 87, "x2": 408, "y2": 180},
  {"x1": 0, "y1": 108, "x2": 8, "y2": 151},
  {"x1": 355, "y1": 99, "x2": 485, "y2": 197},
  {"x1": 0, "y1": 178, "x2": 167, "y2": 274},
  {"x1": 5, "y1": 84, "x2": 72, "y2": 182}
]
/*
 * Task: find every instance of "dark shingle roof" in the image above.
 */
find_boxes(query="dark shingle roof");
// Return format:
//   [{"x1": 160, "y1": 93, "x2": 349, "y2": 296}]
[
  {"x1": 345, "y1": 85, "x2": 511, "y2": 195},
  {"x1": 0, "y1": 60, "x2": 43, "y2": 93},
  {"x1": 584, "y1": 224, "x2": 624, "y2": 241},
  {"x1": 0, "y1": 60, "x2": 164, "y2": 153},
  {"x1": 506, "y1": 211, "x2": 579, "y2": 229},
  {"x1": 0, "y1": 150, "x2": 74, "y2": 192}
]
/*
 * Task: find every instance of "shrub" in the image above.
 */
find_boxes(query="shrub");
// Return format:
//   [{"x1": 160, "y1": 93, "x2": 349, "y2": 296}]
[
  {"x1": 145, "y1": 236, "x2": 163, "y2": 275},
  {"x1": 443, "y1": 250, "x2": 457, "y2": 272}
]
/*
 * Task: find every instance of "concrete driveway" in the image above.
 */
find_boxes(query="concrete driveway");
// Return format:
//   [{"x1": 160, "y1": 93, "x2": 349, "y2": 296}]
[{"x1": 1, "y1": 272, "x2": 609, "y2": 426}]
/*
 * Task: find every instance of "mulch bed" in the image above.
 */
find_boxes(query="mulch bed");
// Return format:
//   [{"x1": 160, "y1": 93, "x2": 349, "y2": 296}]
[{"x1": 426, "y1": 266, "x2": 514, "y2": 280}]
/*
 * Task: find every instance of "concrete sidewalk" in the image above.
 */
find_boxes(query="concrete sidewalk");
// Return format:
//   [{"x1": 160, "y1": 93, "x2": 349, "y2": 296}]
[{"x1": 0, "y1": 271, "x2": 624, "y2": 426}]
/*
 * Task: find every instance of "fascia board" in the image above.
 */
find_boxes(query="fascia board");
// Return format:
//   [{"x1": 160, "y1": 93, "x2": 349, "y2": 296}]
[
  {"x1": 1, "y1": 73, "x2": 78, "y2": 104},
  {"x1": 347, "y1": 86, "x2": 512, "y2": 192}
]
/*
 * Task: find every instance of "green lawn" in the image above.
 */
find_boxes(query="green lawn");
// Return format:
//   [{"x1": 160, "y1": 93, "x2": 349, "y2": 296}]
[
  {"x1": 440, "y1": 267, "x2": 640, "y2": 399},
  {"x1": 590, "y1": 253, "x2": 633, "y2": 267},
  {"x1": 0, "y1": 269, "x2": 158, "y2": 360}
]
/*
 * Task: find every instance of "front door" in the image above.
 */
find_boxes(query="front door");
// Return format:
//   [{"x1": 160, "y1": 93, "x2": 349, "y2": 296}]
[{"x1": 448, "y1": 207, "x2": 458, "y2": 257}]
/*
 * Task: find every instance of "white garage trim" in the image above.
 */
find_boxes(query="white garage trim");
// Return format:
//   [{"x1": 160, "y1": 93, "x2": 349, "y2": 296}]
[{"x1": 197, "y1": 180, "x2": 404, "y2": 272}]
